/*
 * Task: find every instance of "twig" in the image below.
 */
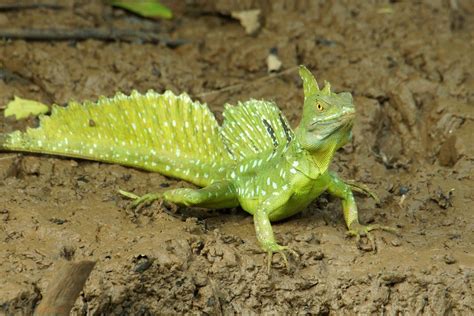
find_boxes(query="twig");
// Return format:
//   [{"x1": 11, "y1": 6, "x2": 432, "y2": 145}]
[
  {"x1": 35, "y1": 260, "x2": 96, "y2": 316},
  {"x1": 195, "y1": 66, "x2": 299, "y2": 98},
  {"x1": 0, "y1": 28, "x2": 188, "y2": 47},
  {"x1": 0, "y1": 3, "x2": 64, "y2": 10}
]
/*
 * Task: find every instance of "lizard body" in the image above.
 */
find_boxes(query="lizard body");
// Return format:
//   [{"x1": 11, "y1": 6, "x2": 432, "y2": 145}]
[{"x1": 0, "y1": 66, "x2": 395, "y2": 267}]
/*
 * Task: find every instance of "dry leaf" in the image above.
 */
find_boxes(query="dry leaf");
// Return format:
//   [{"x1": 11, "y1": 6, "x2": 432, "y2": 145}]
[
  {"x1": 4, "y1": 96, "x2": 49, "y2": 120},
  {"x1": 231, "y1": 9, "x2": 261, "y2": 35}
]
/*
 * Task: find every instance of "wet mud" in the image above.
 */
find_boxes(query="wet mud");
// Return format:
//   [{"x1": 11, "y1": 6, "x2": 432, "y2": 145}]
[{"x1": 0, "y1": 0, "x2": 473, "y2": 314}]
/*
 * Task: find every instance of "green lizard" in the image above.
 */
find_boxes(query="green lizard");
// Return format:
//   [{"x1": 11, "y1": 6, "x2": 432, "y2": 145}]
[{"x1": 0, "y1": 66, "x2": 395, "y2": 268}]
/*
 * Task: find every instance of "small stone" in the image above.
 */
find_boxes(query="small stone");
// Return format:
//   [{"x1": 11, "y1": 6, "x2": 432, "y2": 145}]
[
  {"x1": 49, "y1": 217, "x2": 67, "y2": 225},
  {"x1": 133, "y1": 255, "x2": 153, "y2": 273},
  {"x1": 21, "y1": 157, "x2": 41, "y2": 175},
  {"x1": 295, "y1": 232, "x2": 314, "y2": 242},
  {"x1": 59, "y1": 245, "x2": 76, "y2": 261},
  {"x1": 391, "y1": 238, "x2": 401, "y2": 247},
  {"x1": 0, "y1": 209, "x2": 10, "y2": 222},
  {"x1": 312, "y1": 251, "x2": 324, "y2": 260},
  {"x1": 438, "y1": 135, "x2": 460, "y2": 167},
  {"x1": 381, "y1": 272, "x2": 406, "y2": 285},
  {"x1": 443, "y1": 254, "x2": 457, "y2": 265},
  {"x1": 0, "y1": 155, "x2": 19, "y2": 179},
  {"x1": 399, "y1": 186, "x2": 409, "y2": 195},
  {"x1": 266, "y1": 53, "x2": 282, "y2": 73},
  {"x1": 193, "y1": 272, "x2": 208, "y2": 287}
]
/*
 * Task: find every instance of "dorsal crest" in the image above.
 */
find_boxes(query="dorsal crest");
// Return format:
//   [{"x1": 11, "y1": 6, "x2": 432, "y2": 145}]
[{"x1": 220, "y1": 100, "x2": 294, "y2": 161}]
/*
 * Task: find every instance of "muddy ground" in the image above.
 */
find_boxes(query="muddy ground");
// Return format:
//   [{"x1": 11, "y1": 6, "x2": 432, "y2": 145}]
[{"x1": 0, "y1": 0, "x2": 473, "y2": 314}]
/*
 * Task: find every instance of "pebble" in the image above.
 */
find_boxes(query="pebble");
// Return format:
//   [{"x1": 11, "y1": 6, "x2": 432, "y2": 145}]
[
  {"x1": 443, "y1": 254, "x2": 457, "y2": 265},
  {"x1": 0, "y1": 155, "x2": 19, "y2": 179},
  {"x1": 391, "y1": 238, "x2": 402, "y2": 247}
]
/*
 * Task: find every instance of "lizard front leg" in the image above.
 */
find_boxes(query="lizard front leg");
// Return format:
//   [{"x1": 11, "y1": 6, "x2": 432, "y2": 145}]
[
  {"x1": 120, "y1": 180, "x2": 239, "y2": 210},
  {"x1": 326, "y1": 172, "x2": 398, "y2": 251},
  {"x1": 252, "y1": 192, "x2": 296, "y2": 272}
]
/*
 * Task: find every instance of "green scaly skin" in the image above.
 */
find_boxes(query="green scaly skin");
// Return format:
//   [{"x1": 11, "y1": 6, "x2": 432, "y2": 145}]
[{"x1": 0, "y1": 66, "x2": 396, "y2": 270}]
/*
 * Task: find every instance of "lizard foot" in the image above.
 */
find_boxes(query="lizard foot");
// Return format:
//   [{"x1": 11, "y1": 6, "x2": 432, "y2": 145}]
[
  {"x1": 346, "y1": 222, "x2": 399, "y2": 252},
  {"x1": 263, "y1": 243, "x2": 298, "y2": 273},
  {"x1": 118, "y1": 190, "x2": 162, "y2": 211}
]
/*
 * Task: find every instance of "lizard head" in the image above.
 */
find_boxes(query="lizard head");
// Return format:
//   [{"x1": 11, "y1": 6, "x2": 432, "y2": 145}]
[{"x1": 295, "y1": 65, "x2": 355, "y2": 152}]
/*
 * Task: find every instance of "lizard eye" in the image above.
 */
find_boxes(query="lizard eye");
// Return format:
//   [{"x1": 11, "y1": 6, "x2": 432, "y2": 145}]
[{"x1": 316, "y1": 103, "x2": 324, "y2": 111}]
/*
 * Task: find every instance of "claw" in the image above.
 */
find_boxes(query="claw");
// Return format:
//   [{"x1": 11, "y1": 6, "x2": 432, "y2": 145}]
[
  {"x1": 264, "y1": 244, "x2": 298, "y2": 273},
  {"x1": 118, "y1": 189, "x2": 161, "y2": 210},
  {"x1": 347, "y1": 222, "x2": 399, "y2": 252}
]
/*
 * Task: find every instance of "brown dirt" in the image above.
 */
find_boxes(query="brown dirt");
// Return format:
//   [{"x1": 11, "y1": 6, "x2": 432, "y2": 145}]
[{"x1": 1, "y1": 0, "x2": 473, "y2": 314}]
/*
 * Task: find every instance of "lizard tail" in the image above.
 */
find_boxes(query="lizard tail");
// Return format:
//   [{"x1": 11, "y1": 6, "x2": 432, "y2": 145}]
[{"x1": 0, "y1": 90, "x2": 234, "y2": 187}]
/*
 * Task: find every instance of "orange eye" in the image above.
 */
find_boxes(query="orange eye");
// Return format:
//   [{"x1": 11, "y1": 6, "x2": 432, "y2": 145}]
[{"x1": 316, "y1": 103, "x2": 324, "y2": 111}]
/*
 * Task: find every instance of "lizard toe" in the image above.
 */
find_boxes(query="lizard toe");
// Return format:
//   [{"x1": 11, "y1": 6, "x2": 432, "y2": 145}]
[
  {"x1": 131, "y1": 193, "x2": 162, "y2": 210},
  {"x1": 264, "y1": 243, "x2": 297, "y2": 273},
  {"x1": 347, "y1": 222, "x2": 399, "y2": 252},
  {"x1": 119, "y1": 190, "x2": 162, "y2": 210}
]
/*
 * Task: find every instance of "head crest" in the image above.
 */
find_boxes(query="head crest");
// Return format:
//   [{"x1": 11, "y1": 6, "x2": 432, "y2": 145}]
[
  {"x1": 322, "y1": 81, "x2": 331, "y2": 95},
  {"x1": 298, "y1": 65, "x2": 319, "y2": 97},
  {"x1": 299, "y1": 66, "x2": 333, "y2": 97}
]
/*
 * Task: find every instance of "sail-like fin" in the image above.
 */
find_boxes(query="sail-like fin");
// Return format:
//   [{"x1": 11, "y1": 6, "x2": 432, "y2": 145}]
[
  {"x1": 1, "y1": 90, "x2": 233, "y2": 187},
  {"x1": 220, "y1": 100, "x2": 295, "y2": 161}
]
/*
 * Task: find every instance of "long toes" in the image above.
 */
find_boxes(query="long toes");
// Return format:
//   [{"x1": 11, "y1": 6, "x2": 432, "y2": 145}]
[
  {"x1": 118, "y1": 189, "x2": 139, "y2": 199},
  {"x1": 381, "y1": 226, "x2": 400, "y2": 235},
  {"x1": 266, "y1": 251, "x2": 273, "y2": 274},
  {"x1": 368, "y1": 232, "x2": 376, "y2": 252},
  {"x1": 131, "y1": 198, "x2": 146, "y2": 209},
  {"x1": 278, "y1": 251, "x2": 289, "y2": 270},
  {"x1": 266, "y1": 246, "x2": 298, "y2": 273},
  {"x1": 367, "y1": 224, "x2": 400, "y2": 235},
  {"x1": 287, "y1": 248, "x2": 299, "y2": 259},
  {"x1": 134, "y1": 201, "x2": 147, "y2": 212},
  {"x1": 131, "y1": 198, "x2": 150, "y2": 211}
]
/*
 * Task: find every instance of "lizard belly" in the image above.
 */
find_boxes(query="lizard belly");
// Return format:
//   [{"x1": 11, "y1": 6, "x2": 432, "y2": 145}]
[{"x1": 268, "y1": 178, "x2": 328, "y2": 221}]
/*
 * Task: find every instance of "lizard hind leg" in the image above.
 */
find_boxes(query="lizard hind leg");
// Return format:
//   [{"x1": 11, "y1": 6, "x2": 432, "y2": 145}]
[
  {"x1": 119, "y1": 180, "x2": 239, "y2": 211},
  {"x1": 344, "y1": 179, "x2": 380, "y2": 204}
]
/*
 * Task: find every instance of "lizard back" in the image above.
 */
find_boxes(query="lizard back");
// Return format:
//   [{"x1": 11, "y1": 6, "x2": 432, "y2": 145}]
[
  {"x1": 0, "y1": 90, "x2": 233, "y2": 187},
  {"x1": 220, "y1": 99, "x2": 295, "y2": 162}
]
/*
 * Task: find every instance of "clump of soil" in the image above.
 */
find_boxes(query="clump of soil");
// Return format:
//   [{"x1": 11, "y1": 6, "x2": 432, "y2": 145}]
[{"x1": 1, "y1": 0, "x2": 473, "y2": 314}]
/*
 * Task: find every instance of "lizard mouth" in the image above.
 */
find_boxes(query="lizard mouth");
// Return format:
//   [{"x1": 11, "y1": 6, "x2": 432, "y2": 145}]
[{"x1": 309, "y1": 111, "x2": 355, "y2": 131}]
